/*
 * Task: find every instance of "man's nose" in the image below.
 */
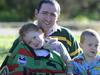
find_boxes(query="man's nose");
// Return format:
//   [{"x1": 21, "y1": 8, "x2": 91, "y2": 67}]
[{"x1": 46, "y1": 14, "x2": 52, "y2": 21}]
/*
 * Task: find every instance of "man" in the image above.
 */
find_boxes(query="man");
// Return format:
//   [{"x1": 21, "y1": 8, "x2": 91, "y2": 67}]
[
  {"x1": 34, "y1": 0, "x2": 80, "y2": 58},
  {"x1": 1, "y1": 0, "x2": 80, "y2": 68}
]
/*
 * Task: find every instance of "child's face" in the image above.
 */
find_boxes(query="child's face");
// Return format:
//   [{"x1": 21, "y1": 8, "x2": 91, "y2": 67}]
[
  {"x1": 23, "y1": 30, "x2": 44, "y2": 49},
  {"x1": 80, "y1": 36, "x2": 99, "y2": 57}
]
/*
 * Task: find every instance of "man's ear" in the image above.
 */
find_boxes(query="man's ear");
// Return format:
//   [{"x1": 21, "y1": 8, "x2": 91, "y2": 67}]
[{"x1": 35, "y1": 9, "x2": 38, "y2": 18}]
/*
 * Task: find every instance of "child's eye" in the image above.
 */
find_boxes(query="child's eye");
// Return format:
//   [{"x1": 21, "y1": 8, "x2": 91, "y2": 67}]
[
  {"x1": 28, "y1": 41, "x2": 31, "y2": 44},
  {"x1": 32, "y1": 36, "x2": 36, "y2": 39},
  {"x1": 88, "y1": 44, "x2": 92, "y2": 46},
  {"x1": 51, "y1": 13, "x2": 56, "y2": 17},
  {"x1": 42, "y1": 12, "x2": 48, "y2": 15},
  {"x1": 95, "y1": 44, "x2": 98, "y2": 47}
]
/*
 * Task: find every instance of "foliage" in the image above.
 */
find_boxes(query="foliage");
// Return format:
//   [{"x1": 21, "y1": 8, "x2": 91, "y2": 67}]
[
  {"x1": 0, "y1": 0, "x2": 100, "y2": 21},
  {"x1": 0, "y1": 0, "x2": 39, "y2": 21}
]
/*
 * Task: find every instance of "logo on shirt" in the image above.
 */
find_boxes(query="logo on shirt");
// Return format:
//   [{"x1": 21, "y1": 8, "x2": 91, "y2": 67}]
[{"x1": 17, "y1": 55, "x2": 26, "y2": 65}]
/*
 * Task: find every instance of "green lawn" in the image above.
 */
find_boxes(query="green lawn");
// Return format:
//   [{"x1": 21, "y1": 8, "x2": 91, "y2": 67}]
[{"x1": 0, "y1": 35, "x2": 17, "y2": 66}]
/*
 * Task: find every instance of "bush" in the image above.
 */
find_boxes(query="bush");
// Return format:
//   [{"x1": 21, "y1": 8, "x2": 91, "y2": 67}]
[{"x1": 0, "y1": 10, "x2": 27, "y2": 22}]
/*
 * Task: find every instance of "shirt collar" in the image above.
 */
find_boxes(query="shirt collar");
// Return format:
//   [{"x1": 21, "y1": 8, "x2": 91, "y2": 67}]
[
  {"x1": 33, "y1": 20, "x2": 61, "y2": 37},
  {"x1": 45, "y1": 24, "x2": 61, "y2": 37}
]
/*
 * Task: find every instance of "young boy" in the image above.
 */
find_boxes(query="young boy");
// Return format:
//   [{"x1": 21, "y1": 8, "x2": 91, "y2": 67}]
[
  {"x1": 67, "y1": 29, "x2": 100, "y2": 75},
  {"x1": 0, "y1": 23, "x2": 68, "y2": 75}
]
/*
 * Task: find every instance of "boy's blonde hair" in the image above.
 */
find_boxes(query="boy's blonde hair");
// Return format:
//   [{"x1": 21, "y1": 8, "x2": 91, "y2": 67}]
[
  {"x1": 80, "y1": 29, "x2": 100, "y2": 43},
  {"x1": 19, "y1": 23, "x2": 43, "y2": 37}
]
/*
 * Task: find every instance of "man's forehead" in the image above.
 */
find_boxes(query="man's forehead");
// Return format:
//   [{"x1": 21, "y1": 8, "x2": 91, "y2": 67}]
[{"x1": 40, "y1": 3, "x2": 59, "y2": 13}]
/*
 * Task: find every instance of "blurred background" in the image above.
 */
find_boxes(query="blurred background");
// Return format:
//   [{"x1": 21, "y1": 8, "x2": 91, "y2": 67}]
[{"x1": 0, "y1": 0, "x2": 100, "y2": 66}]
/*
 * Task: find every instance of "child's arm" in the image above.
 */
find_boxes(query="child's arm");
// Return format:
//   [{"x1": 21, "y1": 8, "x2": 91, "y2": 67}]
[
  {"x1": 58, "y1": 42, "x2": 71, "y2": 63},
  {"x1": 66, "y1": 60, "x2": 80, "y2": 75},
  {"x1": 66, "y1": 61, "x2": 74, "y2": 75},
  {"x1": 44, "y1": 38, "x2": 71, "y2": 63}
]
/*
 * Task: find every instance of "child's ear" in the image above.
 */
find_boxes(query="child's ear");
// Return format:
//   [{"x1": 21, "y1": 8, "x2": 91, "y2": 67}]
[
  {"x1": 19, "y1": 37, "x2": 24, "y2": 44},
  {"x1": 20, "y1": 40, "x2": 24, "y2": 44}
]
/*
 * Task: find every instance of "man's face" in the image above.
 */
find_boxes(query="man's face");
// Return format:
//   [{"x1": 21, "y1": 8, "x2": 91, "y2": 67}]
[
  {"x1": 80, "y1": 36, "x2": 99, "y2": 57},
  {"x1": 23, "y1": 30, "x2": 44, "y2": 49},
  {"x1": 35, "y1": 3, "x2": 59, "y2": 32}
]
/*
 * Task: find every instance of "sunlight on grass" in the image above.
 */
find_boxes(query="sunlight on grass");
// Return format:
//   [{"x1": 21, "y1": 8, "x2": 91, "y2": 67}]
[{"x1": 0, "y1": 35, "x2": 17, "y2": 66}]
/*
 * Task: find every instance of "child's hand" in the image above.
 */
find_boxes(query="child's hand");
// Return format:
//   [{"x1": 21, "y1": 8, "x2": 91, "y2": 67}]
[{"x1": 44, "y1": 37, "x2": 58, "y2": 49}]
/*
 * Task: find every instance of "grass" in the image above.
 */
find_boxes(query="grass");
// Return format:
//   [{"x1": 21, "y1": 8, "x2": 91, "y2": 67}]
[{"x1": 0, "y1": 35, "x2": 17, "y2": 66}]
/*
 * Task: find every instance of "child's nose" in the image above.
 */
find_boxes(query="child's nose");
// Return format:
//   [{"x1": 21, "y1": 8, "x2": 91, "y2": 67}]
[{"x1": 36, "y1": 38, "x2": 41, "y2": 43}]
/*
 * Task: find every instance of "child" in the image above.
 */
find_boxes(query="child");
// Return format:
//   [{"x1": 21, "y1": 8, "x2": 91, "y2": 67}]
[
  {"x1": 67, "y1": 29, "x2": 100, "y2": 75},
  {"x1": 0, "y1": 23, "x2": 68, "y2": 75}
]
